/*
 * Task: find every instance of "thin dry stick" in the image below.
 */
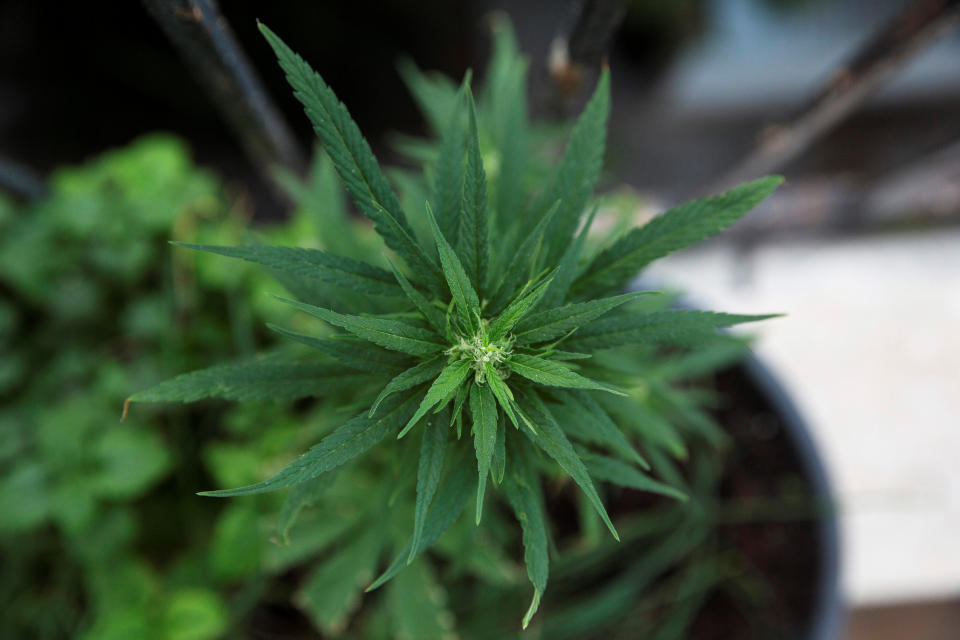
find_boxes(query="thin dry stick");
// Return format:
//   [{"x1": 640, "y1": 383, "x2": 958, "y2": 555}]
[
  {"x1": 710, "y1": 0, "x2": 960, "y2": 193},
  {"x1": 142, "y1": 0, "x2": 307, "y2": 187}
]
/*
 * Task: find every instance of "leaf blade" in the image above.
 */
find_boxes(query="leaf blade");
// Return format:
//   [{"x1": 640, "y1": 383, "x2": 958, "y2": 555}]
[
  {"x1": 278, "y1": 297, "x2": 445, "y2": 357},
  {"x1": 266, "y1": 323, "x2": 409, "y2": 374},
  {"x1": 424, "y1": 204, "x2": 481, "y2": 329},
  {"x1": 565, "y1": 310, "x2": 777, "y2": 352},
  {"x1": 576, "y1": 176, "x2": 783, "y2": 293},
  {"x1": 503, "y1": 444, "x2": 549, "y2": 629},
  {"x1": 560, "y1": 391, "x2": 648, "y2": 469},
  {"x1": 514, "y1": 292, "x2": 651, "y2": 345},
  {"x1": 129, "y1": 359, "x2": 367, "y2": 404},
  {"x1": 172, "y1": 243, "x2": 403, "y2": 298},
  {"x1": 506, "y1": 353, "x2": 623, "y2": 395},
  {"x1": 199, "y1": 393, "x2": 421, "y2": 497},
  {"x1": 408, "y1": 411, "x2": 448, "y2": 563},
  {"x1": 518, "y1": 391, "x2": 619, "y2": 541},
  {"x1": 367, "y1": 457, "x2": 473, "y2": 591},
  {"x1": 398, "y1": 359, "x2": 472, "y2": 439},
  {"x1": 258, "y1": 23, "x2": 441, "y2": 289},
  {"x1": 455, "y1": 90, "x2": 489, "y2": 296},
  {"x1": 469, "y1": 383, "x2": 498, "y2": 523},
  {"x1": 369, "y1": 357, "x2": 446, "y2": 417},
  {"x1": 527, "y1": 70, "x2": 610, "y2": 265}
]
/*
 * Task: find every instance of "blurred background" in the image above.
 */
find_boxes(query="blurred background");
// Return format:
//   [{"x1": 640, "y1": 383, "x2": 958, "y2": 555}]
[{"x1": 1, "y1": 0, "x2": 958, "y2": 638}]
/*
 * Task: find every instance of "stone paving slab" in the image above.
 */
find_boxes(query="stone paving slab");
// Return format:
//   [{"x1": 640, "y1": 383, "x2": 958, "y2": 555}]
[{"x1": 648, "y1": 229, "x2": 960, "y2": 605}]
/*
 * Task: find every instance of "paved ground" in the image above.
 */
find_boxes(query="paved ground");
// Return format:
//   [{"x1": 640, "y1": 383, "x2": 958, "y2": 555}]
[
  {"x1": 844, "y1": 598, "x2": 960, "y2": 640},
  {"x1": 648, "y1": 228, "x2": 960, "y2": 606}
]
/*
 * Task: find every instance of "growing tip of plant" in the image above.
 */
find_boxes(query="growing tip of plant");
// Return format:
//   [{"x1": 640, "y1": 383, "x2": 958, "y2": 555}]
[{"x1": 521, "y1": 589, "x2": 542, "y2": 630}]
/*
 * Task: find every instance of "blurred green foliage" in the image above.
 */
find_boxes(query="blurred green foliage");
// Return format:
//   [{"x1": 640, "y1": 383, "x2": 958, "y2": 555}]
[{"x1": 0, "y1": 134, "x2": 326, "y2": 639}]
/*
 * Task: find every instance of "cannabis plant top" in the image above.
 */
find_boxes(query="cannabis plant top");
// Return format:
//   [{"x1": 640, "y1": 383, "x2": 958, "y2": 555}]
[{"x1": 131, "y1": 22, "x2": 781, "y2": 627}]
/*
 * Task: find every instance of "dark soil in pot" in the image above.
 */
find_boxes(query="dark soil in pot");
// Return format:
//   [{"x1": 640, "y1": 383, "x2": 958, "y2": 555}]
[{"x1": 672, "y1": 359, "x2": 839, "y2": 640}]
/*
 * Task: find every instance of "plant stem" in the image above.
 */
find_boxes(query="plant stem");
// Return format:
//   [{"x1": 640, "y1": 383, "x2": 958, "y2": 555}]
[
  {"x1": 142, "y1": 0, "x2": 307, "y2": 189},
  {"x1": 709, "y1": 0, "x2": 960, "y2": 193}
]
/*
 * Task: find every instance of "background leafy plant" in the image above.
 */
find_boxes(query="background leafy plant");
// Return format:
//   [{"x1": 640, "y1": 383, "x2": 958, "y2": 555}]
[
  {"x1": 129, "y1": 18, "x2": 781, "y2": 631},
  {"x1": 0, "y1": 135, "x2": 385, "y2": 639}
]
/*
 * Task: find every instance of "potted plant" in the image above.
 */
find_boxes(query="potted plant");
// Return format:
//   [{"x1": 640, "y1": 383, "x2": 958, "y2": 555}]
[{"x1": 128, "y1": 18, "x2": 839, "y2": 639}]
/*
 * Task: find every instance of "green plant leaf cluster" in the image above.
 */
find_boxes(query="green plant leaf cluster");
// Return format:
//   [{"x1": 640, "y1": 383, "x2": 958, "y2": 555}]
[{"x1": 129, "y1": 20, "x2": 782, "y2": 630}]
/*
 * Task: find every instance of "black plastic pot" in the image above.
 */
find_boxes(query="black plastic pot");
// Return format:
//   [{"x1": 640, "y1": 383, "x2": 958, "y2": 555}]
[{"x1": 737, "y1": 352, "x2": 844, "y2": 640}]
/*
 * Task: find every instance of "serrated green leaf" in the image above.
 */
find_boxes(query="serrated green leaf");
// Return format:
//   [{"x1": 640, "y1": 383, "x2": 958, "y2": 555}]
[
  {"x1": 397, "y1": 57, "x2": 459, "y2": 135},
  {"x1": 528, "y1": 70, "x2": 610, "y2": 265},
  {"x1": 519, "y1": 391, "x2": 618, "y2": 541},
  {"x1": 432, "y1": 73, "x2": 471, "y2": 245},
  {"x1": 451, "y1": 379, "x2": 470, "y2": 437},
  {"x1": 487, "y1": 200, "x2": 560, "y2": 314},
  {"x1": 469, "y1": 383, "x2": 497, "y2": 524},
  {"x1": 387, "y1": 558, "x2": 456, "y2": 640},
  {"x1": 398, "y1": 359, "x2": 472, "y2": 439},
  {"x1": 424, "y1": 204, "x2": 481, "y2": 329},
  {"x1": 486, "y1": 15, "x2": 529, "y2": 226},
  {"x1": 265, "y1": 513, "x2": 361, "y2": 573},
  {"x1": 387, "y1": 259, "x2": 446, "y2": 334},
  {"x1": 266, "y1": 324, "x2": 409, "y2": 373},
  {"x1": 277, "y1": 296, "x2": 445, "y2": 356},
  {"x1": 484, "y1": 363, "x2": 518, "y2": 428},
  {"x1": 409, "y1": 411, "x2": 448, "y2": 564},
  {"x1": 369, "y1": 357, "x2": 446, "y2": 417},
  {"x1": 277, "y1": 473, "x2": 336, "y2": 545},
  {"x1": 514, "y1": 292, "x2": 651, "y2": 345},
  {"x1": 199, "y1": 393, "x2": 420, "y2": 497},
  {"x1": 560, "y1": 391, "x2": 648, "y2": 469},
  {"x1": 507, "y1": 353, "x2": 623, "y2": 395},
  {"x1": 656, "y1": 385, "x2": 728, "y2": 448},
  {"x1": 602, "y1": 395, "x2": 687, "y2": 459},
  {"x1": 296, "y1": 527, "x2": 381, "y2": 635},
  {"x1": 539, "y1": 205, "x2": 596, "y2": 308},
  {"x1": 549, "y1": 350, "x2": 593, "y2": 361},
  {"x1": 274, "y1": 151, "x2": 361, "y2": 258},
  {"x1": 492, "y1": 414, "x2": 506, "y2": 485},
  {"x1": 576, "y1": 176, "x2": 783, "y2": 293},
  {"x1": 487, "y1": 272, "x2": 555, "y2": 342},
  {"x1": 129, "y1": 359, "x2": 366, "y2": 404},
  {"x1": 367, "y1": 457, "x2": 473, "y2": 591},
  {"x1": 259, "y1": 24, "x2": 441, "y2": 289},
  {"x1": 652, "y1": 337, "x2": 749, "y2": 380},
  {"x1": 172, "y1": 242, "x2": 403, "y2": 297},
  {"x1": 579, "y1": 449, "x2": 687, "y2": 502},
  {"x1": 565, "y1": 310, "x2": 777, "y2": 351},
  {"x1": 503, "y1": 443, "x2": 549, "y2": 629},
  {"x1": 456, "y1": 90, "x2": 489, "y2": 297}
]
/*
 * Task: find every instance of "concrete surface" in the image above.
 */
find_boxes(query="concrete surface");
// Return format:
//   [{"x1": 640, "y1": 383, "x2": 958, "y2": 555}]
[{"x1": 647, "y1": 228, "x2": 960, "y2": 605}]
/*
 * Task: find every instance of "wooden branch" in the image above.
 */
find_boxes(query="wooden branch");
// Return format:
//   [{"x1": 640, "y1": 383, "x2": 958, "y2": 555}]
[
  {"x1": 547, "y1": 0, "x2": 629, "y2": 100},
  {"x1": 142, "y1": 0, "x2": 307, "y2": 189},
  {"x1": 709, "y1": 0, "x2": 960, "y2": 193},
  {"x1": 726, "y1": 140, "x2": 960, "y2": 241}
]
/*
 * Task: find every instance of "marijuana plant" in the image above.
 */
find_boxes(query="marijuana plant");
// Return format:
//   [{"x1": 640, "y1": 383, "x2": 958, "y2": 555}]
[{"x1": 131, "y1": 22, "x2": 781, "y2": 628}]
